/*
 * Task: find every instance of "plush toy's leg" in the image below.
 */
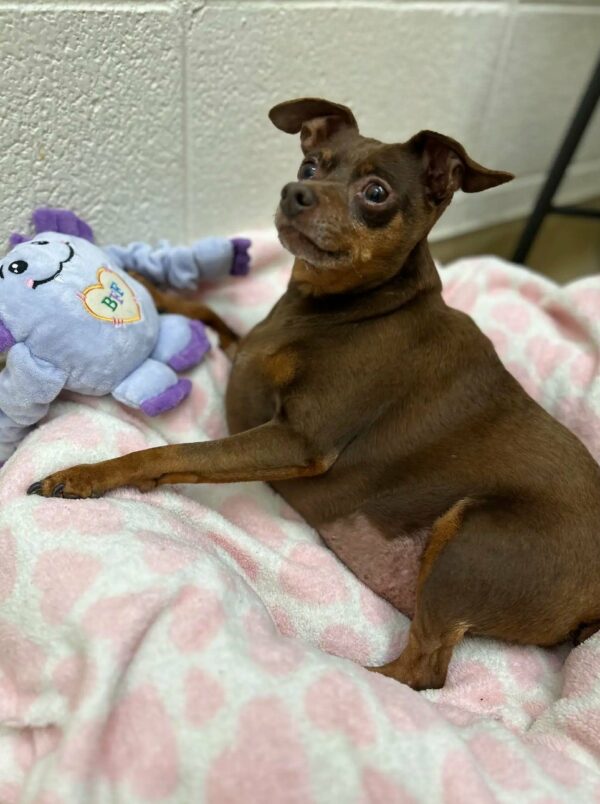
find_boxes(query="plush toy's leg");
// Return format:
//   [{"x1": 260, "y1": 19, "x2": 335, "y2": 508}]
[
  {"x1": 0, "y1": 411, "x2": 30, "y2": 466},
  {"x1": 152, "y1": 314, "x2": 210, "y2": 372},
  {"x1": 113, "y1": 358, "x2": 191, "y2": 417}
]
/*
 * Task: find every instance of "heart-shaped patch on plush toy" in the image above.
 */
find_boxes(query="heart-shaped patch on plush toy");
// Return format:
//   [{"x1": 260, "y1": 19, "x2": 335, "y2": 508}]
[{"x1": 80, "y1": 267, "x2": 142, "y2": 324}]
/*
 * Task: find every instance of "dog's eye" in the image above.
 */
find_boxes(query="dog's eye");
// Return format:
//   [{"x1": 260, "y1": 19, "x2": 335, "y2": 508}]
[
  {"x1": 8, "y1": 260, "x2": 28, "y2": 274},
  {"x1": 298, "y1": 161, "x2": 317, "y2": 180},
  {"x1": 363, "y1": 183, "x2": 388, "y2": 204},
  {"x1": 31, "y1": 240, "x2": 49, "y2": 246}
]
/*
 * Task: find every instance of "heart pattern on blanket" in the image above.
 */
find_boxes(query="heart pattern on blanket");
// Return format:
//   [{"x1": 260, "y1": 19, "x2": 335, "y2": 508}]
[
  {"x1": 4, "y1": 242, "x2": 600, "y2": 802},
  {"x1": 79, "y1": 267, "x2": 141, "y2": 324}
]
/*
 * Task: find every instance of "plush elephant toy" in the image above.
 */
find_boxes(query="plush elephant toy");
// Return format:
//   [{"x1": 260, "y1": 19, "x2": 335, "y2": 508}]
[{"x1": 0, "y1": 208, "x2": 250, "y2": 463}]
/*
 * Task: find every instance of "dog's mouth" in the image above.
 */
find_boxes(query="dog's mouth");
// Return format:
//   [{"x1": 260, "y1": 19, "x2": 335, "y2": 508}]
[{"x1": 276, "y1": 219, "x2": 344, "y2": 267}]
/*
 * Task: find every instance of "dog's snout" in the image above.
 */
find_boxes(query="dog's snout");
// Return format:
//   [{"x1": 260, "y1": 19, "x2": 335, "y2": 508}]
[{"x1": 280, "y1": 182, "x2": 317, "y2": 218}]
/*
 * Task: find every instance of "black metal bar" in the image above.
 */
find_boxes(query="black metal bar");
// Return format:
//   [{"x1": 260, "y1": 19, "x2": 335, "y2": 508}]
[
  {"x1": 512, "y1": 52, "x2": 600, "y2": 265},
  {"x1": 550, "y1": 205, "x2": 600, "y2": 219}
]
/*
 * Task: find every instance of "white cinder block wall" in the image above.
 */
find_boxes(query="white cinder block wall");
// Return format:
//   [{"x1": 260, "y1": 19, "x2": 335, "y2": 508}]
[{"x1": 1, "y1": 0, "x2": 599, "y2": 247}]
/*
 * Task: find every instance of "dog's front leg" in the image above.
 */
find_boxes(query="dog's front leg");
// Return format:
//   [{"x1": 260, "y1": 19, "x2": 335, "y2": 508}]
[{"x1": 28, "y1": 420, "x2": 337, "y2": 499}]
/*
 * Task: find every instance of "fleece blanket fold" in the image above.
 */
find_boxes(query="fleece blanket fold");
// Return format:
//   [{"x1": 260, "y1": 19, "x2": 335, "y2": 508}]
[{"x1": 1, "y1": 232, "x2": 600, "y2": 803}]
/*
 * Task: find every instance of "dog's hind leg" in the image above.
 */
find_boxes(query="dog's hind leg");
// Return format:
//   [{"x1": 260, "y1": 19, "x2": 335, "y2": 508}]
[{"x1": 370, "y1": 499, "x2": 583, "y2": 690}]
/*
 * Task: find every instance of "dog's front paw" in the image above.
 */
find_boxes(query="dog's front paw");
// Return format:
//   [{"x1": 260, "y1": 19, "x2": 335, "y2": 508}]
[
  {"x1": 27, "y1": 464, "x2": 107, "y2": 499},
  {"x1": 27, "y1": 464, "x2": 160, "y2": 499}
]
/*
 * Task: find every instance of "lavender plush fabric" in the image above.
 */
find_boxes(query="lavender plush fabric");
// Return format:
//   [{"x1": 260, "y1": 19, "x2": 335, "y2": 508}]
[
  {"x1": 10, "y1": 208, "x2": 251, "y2": 287},
  {"x1": 0, "y1": 233, "x2": 211, "y2": 461},
  {"x1": 105, "y1": 236, "x2": 250, "y2": 289}
]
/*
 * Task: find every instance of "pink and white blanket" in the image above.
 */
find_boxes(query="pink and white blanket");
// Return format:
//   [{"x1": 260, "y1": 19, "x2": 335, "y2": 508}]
[{"x1": 1, "y1": 233, "x2": 600, "y2": 803}]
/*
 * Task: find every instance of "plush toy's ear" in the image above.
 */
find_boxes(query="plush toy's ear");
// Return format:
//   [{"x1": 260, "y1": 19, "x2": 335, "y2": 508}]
[
  {"x1": 408, "y1": 130, "x2": 514, "y2": 205},
  {"x1": 269, "y1": 97, "x2": 358, "y2": 153}
]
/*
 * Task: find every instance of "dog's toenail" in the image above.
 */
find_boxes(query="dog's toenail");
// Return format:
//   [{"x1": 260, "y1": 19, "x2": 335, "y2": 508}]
[
  {"x1": 52, "y1": 484, "x2": 65, "y2": 498},
  {"x1": 27, "y1": 481, "x2": 43, "y2": 496}
]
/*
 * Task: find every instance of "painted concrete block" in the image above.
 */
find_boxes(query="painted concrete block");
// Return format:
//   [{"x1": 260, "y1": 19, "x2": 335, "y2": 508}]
[
  {"x1": 0, "y1": 2, "x2": 185, "y2": 245},
  {"x1": 479, "y1": 7, "x2": 600, "y2": 178},
  {"x1": 186, "y1": 1, "x2": 509, "y2": 236},
  {"x1": 1, "y1": 0, "x2": 597, "y2": 245}
]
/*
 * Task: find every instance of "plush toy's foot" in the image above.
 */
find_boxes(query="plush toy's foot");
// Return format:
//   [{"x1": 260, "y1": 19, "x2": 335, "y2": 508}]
[
  {"x1": 152, "y1": 315, "x2": 210, "y2": 372},
  {"x1": 113, "y1": 359, "x2": 192, "y2": 416},
  {"x1": 168, "y1": 320, "x2": 210, "y2": 372},
  {"x1": 140, "y1": 378, "x2": 191, "y2": 417}
]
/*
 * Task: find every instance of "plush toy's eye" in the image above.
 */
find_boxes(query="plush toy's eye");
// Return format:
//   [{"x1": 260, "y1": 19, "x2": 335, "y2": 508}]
[
  {"x1": 8, "y1": 260, "x2": 28, "y2": 274},
  {"x1": 31, "y1": 240, "x2": 49, "y2": 246}
]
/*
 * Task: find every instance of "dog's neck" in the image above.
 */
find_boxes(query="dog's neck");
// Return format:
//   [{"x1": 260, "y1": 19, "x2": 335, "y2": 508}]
[{"x1": 287, "y1": 239, "x2": 443, "y2": 322}]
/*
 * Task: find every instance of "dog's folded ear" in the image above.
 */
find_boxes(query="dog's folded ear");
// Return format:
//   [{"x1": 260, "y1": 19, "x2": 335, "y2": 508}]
[
  {"x1": 269, "y1": 98, "x2": 358, "y2": 152},
  {"x1": 408, "y1": 130, "x2": 514, "y2": 204}
]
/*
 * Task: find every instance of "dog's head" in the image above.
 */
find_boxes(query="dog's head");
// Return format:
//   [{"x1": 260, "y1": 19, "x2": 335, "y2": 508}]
[{"x1": 270, "y1": 97, "x2": 513, "y2": 296}]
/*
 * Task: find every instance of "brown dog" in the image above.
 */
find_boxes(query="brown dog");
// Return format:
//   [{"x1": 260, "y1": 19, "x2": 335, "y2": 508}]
[{"x1": 29, "y1": 98, "x2": 600, "y2": 690}]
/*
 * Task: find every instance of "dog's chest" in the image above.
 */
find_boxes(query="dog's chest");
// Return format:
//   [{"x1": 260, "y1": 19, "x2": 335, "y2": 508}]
[
  {"x1": 227, "y1": 353, "x2": 286, "y2": 432},
  {"x1": 319, "y1": 514, "x2": 429, "y2": 618},
  {"x1": 227, "y1": 311, "x2": 429, "y2": 618}
]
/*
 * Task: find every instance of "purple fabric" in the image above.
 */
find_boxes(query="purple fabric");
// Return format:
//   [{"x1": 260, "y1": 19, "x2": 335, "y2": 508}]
[
  {"x1": 168, "y1": 320, "x2": 210, "y2": 372},
  {"x1": 8, "y1": 209, "x2": 95, "y2": 248},
  {"x1": 230, "y1": 238, "x2": 251, "y2": 276},
  {"x1": 140, "y1": 378, "x2": 192, "y2": 417},
  {"x1": 32, "y1": 208, "x2": 95, "y2": 242},
  {"x1": 0, "y1": 321, "x2": 16, "y2": 352},
  {"x1": 9, "y1": 233, "x2": 28, "y2": 247}
]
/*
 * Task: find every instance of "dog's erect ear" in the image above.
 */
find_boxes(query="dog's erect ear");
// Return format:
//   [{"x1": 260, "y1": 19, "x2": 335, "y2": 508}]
[
  {"x1": 269, "y1": 97, "x2": 358, "y2": 152},
  {"x1": 408, "y1": 130, "x2": 514, "y2": 204}
]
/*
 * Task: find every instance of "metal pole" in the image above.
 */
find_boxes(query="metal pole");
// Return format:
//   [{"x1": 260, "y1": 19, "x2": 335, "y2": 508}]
[{"x1": 512, "y1": 52, "x2": 600, "y2": 265}]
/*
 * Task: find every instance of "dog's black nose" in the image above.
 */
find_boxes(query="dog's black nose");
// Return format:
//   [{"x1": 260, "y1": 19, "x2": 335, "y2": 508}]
[{"x1": 280, "y1": 182, "x2": 317, "y2": 217}]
